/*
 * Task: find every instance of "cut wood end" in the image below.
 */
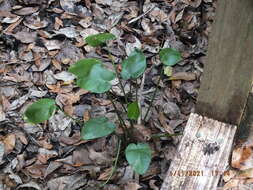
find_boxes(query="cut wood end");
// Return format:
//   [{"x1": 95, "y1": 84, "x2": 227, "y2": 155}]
[{"x1": 161, "y1": 113, "x2": 237, "y2": 190}]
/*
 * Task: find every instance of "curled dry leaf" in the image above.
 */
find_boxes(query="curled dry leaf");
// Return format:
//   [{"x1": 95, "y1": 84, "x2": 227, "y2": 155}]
[
  {"x1": 47, "y1": 174, "x2": 87, "y2": 190},
  {"x1": 43, "y1": 40, "x2": 62, "y2": 51},
  {"x1": 37, "y1": 148, "x2": 58, "y2": 164},
  {"x1": 24, "y1": 15, "x2": 48, "y2": 30},
  {"x1": 44, "y1": 161, "x2": 62, "y2": 178},
  {"x1": 0, "y1": 142, "x2": 4, "y2": 163},
  {"x1": 80, "y1": 28, "x2": 99, "y2": 39},
  {"x1": 134, "y1": 124, "x2": 152, "y2": 141},
  {"x1": 25, "y1": 162, "x2": 47, "y2": 178},
  {"x1": 181, "y1": 0, "x2": 202, "y2": 8},
  {"x1": 232, "y1": 144, "x2": 253, "y2": 170},
  {"x1": 124, "y1": 182, "x2": 142, "y2": 190},
  {"x1": 13, "y1": 7, "x2": 39, "y2": 16},
  {"x1": 98, "y1": 167, "x2": 113, "y2": 181},
  {"x1": 54, "y1": 71, "x2": 76, "y2": 82},
  {"x1": 169, "y1": 72, "x2": 196, "y2": 81},
  {"x1": 2, "y1": 15, "x2": 20, "y2": 24},
  {"x1": 12, "y1": 31, "x2": 37, "y2": 44},
  {"x1": 88, "y1": 148, "x2": 112, "y2": 165},
  {"x1": 3, "y1": 134, "x2": 16, "y2": 154},
  {"x1": 162, "y1": 101, "x2": 181, "y2": 119},
  {"x1": 72, "y1": 148, "x2": 92, "y2": 166},
  {"x1": 31, "y1": 58, "x2": 51, "y2": 72},
  {"x1": 79, "y1": 17, "x2": 92, "y2": 28},
  {"x1": 158, "y1": 112, "x2": 174, "y2": 135},
  {"x1": 60, "y1": 0, "x2": 77, "y2": 14},
  {"x1": 54, "y1": 27, "x2": 78, "y2": 38},
  {"x1": 0, "y1": 103, "x2": 5, "y2": 122},
  {"x1": 125, "y1": 36, "x2": 142, "y2": 56},
  {"x1": 17, "y1": 182, "x2": 41, "y2": 190},
  {"x1": 149, "y1": 180, "x2": 159, "y2": 190}
]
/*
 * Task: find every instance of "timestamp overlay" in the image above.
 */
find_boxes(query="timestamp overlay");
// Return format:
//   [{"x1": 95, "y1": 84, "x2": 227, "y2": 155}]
[{"x1": 169, "y1": 169, "x2": 230, "y2": 177}]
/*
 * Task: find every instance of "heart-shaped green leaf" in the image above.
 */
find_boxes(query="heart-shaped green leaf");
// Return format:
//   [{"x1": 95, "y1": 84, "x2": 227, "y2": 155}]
[
  {"x1": 125, "y1": 143, "x2": 152, "y2": 175},
  {"x1": 127, "y1": 101, "x2": 140, "y2": 120},
  {"x1": 159, "y1": 48, "x2": 182, "y2": 66},
  {"x1": 81, "y1": 117, "x2": 116, "y2": 140},
  {"x1": 121, "y1": 49, "x2": 146, "y2": 80},
  {"x1": 68, "y1": 58, "x2": 115, "y2": 93},
  {"x1": 24, "y1": 98, "x2": 57, "y2": 124},
  {"x1": 85, "y1": 33, "x2": 116, "y2": 47}
]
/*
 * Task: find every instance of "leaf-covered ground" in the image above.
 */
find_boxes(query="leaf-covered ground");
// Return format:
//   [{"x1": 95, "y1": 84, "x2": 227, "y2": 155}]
[{"x1": 2, "y1": 0, "x2": 251, "y2": 190}]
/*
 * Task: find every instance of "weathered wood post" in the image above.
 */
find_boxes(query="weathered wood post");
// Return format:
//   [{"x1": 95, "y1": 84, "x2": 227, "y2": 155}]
[{"x1": 161, "y1": 0, "x2": 253, "y2": 189}]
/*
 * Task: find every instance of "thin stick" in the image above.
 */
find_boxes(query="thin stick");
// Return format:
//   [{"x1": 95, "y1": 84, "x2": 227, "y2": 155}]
[
  {"x1": 128, "y1": 5, "x2": 155, "y2": 24},
  {"x1": 143, "y1": 68, "x2": 163, "y2": 121},
  {"x1": 100, "y1": 138, "x2": 122, "y2": 188}
]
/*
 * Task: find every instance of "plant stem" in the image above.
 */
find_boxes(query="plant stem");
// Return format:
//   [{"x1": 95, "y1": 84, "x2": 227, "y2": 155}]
[
  {"x1": 135, "y1": 79, "x2": 138, "y2": 102},
  {"x1": 108, "y1": 54, "x2": 128, "y2": 105},
  {"x1": 108, "y1": 54, "x2": 135, "y2": 131},
  {"x1": 129, "y1": 81, "x2": 132, "y2": 100},
  {"x1": 100, "y1": 138, "x2": 122, "y2": 188},
  {"x1": 106, "y1": 91, "x2": 128, "y2": 140},
  {"x1": 110, "y1": 89, "x2": 127, "y2": 113},
  {"x1": 143, "y1": 67, "x2": 163, "y2": 122}
]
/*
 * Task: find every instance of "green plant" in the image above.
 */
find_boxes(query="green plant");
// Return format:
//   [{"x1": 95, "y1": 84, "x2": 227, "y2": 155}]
[{"x1": 24, "y1": 32, "x2": 181, "y2": 184}]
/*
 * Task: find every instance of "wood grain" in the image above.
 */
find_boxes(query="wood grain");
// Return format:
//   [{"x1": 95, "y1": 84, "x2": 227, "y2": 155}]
[
  {"x1": 161, "y1": 113, "x2": 237, "y2": 190},
  {"x1": 196, "y1": 0, "x2": 253, "y2": 125}
]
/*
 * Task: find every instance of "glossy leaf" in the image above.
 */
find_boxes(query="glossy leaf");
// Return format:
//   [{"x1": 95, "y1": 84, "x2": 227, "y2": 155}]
[
  {"x1": 68, "y1": 58, "x2": 115, "y2": 93},
  {"x1": 159, "y1": 48, "x2": 182, "y2": 66},
  {"x1": 125, "y1": 143, "x2": 152, "y2": 175},
  {"x1": 24, "y1": 99, "x2": 57, "y2": 124},
  {"x1": 81, "y1": 117, "x2": 116, "y2": 140},
  {"x1": 85, "y1": 33, "x2": 116, "y2": 47},
  {"x1": 127, "y1": 101, "x2": 140, "y2": 120},
  {"x1": 121, "y1": 49, "x2": 146, "y2": 80}
]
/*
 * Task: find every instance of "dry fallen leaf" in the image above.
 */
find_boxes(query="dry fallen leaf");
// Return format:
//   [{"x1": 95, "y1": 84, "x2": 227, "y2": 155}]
[
  {"x1": 72, "y1": 148, "x2": 92, "y2": 166},
  {"x1": 134, "y1": 124, "x2": 152, "y2": 141},
  {"x1": 232, "y1": 144, "x2": 253, "y2": 170},
  {"x1": 14, "y1": 7, "x2": 39, "y2": 16},
  {"x1": 98, "y1": 167, "x2": 113, "y2": 181},
  {"x1": 3, "y1": 134, "x2": 16, "y2": 153},
  {"x1": 124, "y1": 182, "x2": 142, "y2": 190},
  {"x1": 12, "y1": 31, "x2": 37, "y2": 44},
  {"x1": 169, "y1": 72, "x2": 196, "y2": 81},
  {"x1": 88, "y1": 148, "x2": 112, "y2": 165}
]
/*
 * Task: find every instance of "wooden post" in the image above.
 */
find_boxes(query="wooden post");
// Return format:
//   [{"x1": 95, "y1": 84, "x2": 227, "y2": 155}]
[
  {"x1": 161, "y1": 113, "x2": 236, "y2": 190},
  {"x1": 162, "y1": 0, "x2": 253, "y2": 189},
  {"x1": 196, "y1": 0, "x2": 253, "y2": 125}
]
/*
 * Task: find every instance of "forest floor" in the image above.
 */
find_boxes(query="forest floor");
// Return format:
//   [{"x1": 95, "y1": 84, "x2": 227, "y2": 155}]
[{"x1": 2, "y1": 0, "x2": 251, "y2": 190}]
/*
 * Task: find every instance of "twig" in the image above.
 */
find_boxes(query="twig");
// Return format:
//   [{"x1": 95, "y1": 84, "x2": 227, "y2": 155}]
[
  {"x1": 100, "y1": 138, "x2": 122, "y2": 188},
  {"x1": 128, "y1": 5, "x2": 155, "y2": 24}
]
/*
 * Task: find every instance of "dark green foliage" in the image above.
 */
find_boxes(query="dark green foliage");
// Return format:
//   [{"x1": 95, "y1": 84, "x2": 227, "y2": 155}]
[{"x1": 24, "y1": 99, "x2": 57, "y2": 124}]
